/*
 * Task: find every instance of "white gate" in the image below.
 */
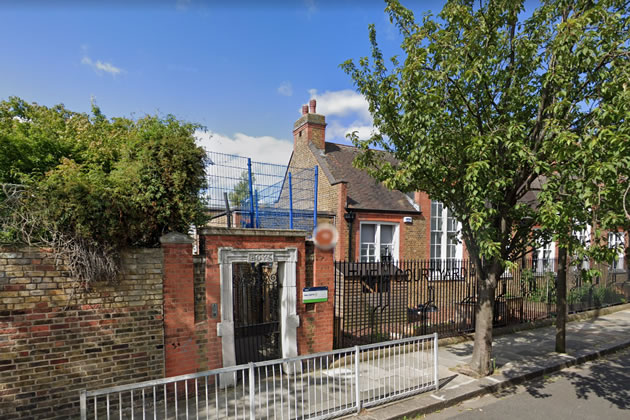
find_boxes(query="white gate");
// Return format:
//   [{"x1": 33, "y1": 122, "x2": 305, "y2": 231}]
[{"x1": 80, "y1": 333, "x2": 439, "y2": 420}]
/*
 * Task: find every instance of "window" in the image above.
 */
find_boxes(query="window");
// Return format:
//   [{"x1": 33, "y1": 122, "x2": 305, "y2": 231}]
[
  {"x1": 430, "y1": 201, "x2": 462, "y2": 268},
  {"x1": 574, "y1": 227, "x2": 590, "y2": 247},
  {"x1": 573, "y1": 225, "x2": 591, "y2": 270},
  {"x1": 608, "y1": 232, "x2": 626, "y2": 271},
  {"x1": 532, "y1": 237, "x2": 555, "y2": 273},
  {"x1": 360, "y1": 223, "x2": 398, "y2": 262}
]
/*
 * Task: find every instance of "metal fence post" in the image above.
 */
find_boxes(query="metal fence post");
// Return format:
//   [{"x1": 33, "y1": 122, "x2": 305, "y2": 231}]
[
  {"x1": 433, "y1": 332, "x2": 439, "y2": 391},
  {"x1": 223, "y1": 192, "x2": 232, "y2": 228},
  {"x1": 247, "y1": 158, "x2": 255, "y2": 228},
  {"x1": 254, "y1": 190, "x2": 260, "y2": 228},
  {"x1": 288, "y1": 172, "x2": 294, "y2": 229},
  {"x1": 249, "y1": 363, "x2": 256, "y2": 420},
  {"x1": 80, "y1": 390, "x2": 87, "y2": 420},
  {"x1": 355, "y1": 346, "x2": 361, "y2": 413}
]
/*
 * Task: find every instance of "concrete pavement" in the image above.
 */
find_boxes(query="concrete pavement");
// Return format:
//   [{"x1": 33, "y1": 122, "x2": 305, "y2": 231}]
[{"x1": 350, "y1": 305, "x2": 630, "y2": 420}]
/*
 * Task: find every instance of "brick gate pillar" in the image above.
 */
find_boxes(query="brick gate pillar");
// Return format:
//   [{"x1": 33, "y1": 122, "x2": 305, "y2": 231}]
[
  {"x1": 298, "y1": 243, "x2": 335, "y2": 354},
  {"x1": 160, "y1": 232, "x2": 197, "y2": 377}
]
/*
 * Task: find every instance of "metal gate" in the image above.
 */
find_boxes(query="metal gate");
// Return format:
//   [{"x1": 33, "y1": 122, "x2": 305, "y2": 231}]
[{"x1": 233, "y1": 262, "x2": 281, "y2": 364}]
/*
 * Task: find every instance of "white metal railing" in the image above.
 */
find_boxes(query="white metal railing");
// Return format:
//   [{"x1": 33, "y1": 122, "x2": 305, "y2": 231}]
[{"x1": 80, "y1": 333, "x2": 439, "y2": 420}]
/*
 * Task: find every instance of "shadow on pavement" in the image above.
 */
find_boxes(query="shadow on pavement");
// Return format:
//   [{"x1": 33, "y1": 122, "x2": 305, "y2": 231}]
[
  {"x1": 438, "y1": 375, "x2": 458, "y2": 388},
  {"x1": 490, "y1": 349, "x2": 630, "y2": 409},
  {"x1": 445, "y1": 343, "x2": 473, "y2": 358},
  {"x1": 564, "y1": 355, "x2": 630, "y2": 409}
]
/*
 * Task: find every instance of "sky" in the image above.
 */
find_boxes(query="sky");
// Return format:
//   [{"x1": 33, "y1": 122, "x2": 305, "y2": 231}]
[{"x1": 1, "y1": 0, "x2": 461, "y2": 165}]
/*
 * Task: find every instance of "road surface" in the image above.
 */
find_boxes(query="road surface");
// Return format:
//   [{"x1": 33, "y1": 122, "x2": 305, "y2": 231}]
[{"x1": 425, "y1": 347, "x2": 630, "y2": 420}]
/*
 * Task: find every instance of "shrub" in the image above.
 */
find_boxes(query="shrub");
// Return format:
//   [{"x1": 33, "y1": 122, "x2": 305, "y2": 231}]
[{"x1": 1, "y1": 97, "x2": 207, "y2": 285}]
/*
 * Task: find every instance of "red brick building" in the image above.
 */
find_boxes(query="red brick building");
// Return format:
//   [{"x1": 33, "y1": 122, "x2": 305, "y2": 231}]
[
  {"x1": 288, "y1": 99, "x2": 465, "y2": 264},
  {"x1": 287, "y1": 99, "x2": 627, "y2": 273}
]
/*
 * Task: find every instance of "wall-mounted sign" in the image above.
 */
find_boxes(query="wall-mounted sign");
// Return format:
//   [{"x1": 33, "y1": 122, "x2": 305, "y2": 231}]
[
  {"x1": 248, "y1": 253, "x2": 274, "y2": 263},
  {"x1": 303, "y1": 286, "x2": 328, "y2": 304}
]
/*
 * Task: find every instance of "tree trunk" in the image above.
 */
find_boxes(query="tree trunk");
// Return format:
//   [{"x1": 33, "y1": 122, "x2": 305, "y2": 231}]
[
  {"x1": 469, "y1": 262, "x2": 500, "y2": 376},
  {"x1": 556, "y1": 246, "x2": 567, "y2": 353}
]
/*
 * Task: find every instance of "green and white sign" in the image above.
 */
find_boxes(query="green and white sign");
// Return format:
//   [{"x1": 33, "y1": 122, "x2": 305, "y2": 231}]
[{"x1": 302, "y1": 287, "x2": 328, "y2": 304}]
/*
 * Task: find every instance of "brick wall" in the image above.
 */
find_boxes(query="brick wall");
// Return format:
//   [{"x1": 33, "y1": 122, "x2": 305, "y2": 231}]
[
  {"x1": 161, "y1": 237, "x2": 197, "y2": 378},
  {"x1": 1, "y1": 230, "x2": 338, "y2": 418},
  {"x1": 348, "y1": 212, "x2": 430, "y2": 261},
  {"x1": 335, "y1": 183, "x2": 349, "y2": 260},
  {"x1": 299, "y1": 242, "x2": 334, "y2": 354},
  {"x1": 403, "y1": 215, "x2": 429, "y2": 260},
  {"x1": 161, "y1": 228, "x2": 335, "y2": 377},
  {"x1": 0, "y1": 247, "x2": 164, "y2": 420}
]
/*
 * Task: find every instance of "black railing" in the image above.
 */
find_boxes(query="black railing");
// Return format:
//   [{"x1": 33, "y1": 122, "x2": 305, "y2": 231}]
[{"x1": 333, "y1": 258, "x2": 629, "y2": 348}]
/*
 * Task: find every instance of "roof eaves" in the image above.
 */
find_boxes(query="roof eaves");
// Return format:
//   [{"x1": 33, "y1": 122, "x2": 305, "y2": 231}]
[
  {"x1": 346, "y1": 206, "x2": 422, "y2": 215},
  {"x1": 404, "y1": 194, "x2": 421, "y2": 213}
]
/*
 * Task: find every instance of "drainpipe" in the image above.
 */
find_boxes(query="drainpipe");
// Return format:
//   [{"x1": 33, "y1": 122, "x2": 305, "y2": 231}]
[{"x1": 344, "y1": 211, "x2": 356, "y2": 262}]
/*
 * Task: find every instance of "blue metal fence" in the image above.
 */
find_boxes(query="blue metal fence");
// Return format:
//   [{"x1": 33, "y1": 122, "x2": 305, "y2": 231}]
[{"x1": 203, "y1": 151, "x2": 318, "y2": 232}]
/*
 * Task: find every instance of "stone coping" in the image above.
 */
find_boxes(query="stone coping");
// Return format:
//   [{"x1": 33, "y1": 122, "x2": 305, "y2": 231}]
[
  {"x1": 199, "y1": 226, "x2": 308, "y2": 237},
  {"x1": 159, "y1": 232, "x2": 194, "y2": 244}
]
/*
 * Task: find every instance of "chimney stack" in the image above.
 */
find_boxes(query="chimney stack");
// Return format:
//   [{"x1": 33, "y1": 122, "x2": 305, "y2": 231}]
[{"x1": 293, "y1": 98, "x2": 326, "y2": 150}]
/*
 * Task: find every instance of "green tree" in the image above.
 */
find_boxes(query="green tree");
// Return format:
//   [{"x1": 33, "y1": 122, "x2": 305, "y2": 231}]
[
  {"x1": 342, "y1": 0, "x2": 629, "y2": 375},
  {"x1": 0, "y1": 97, "x2": 208, "y2": 284},
  {"x1": 229, "y1": 171, "x2": 253, "y2": 208}
]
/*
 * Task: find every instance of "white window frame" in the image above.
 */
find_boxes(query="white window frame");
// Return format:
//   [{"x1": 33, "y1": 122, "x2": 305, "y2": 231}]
[
  {"x1": 359, "y1": 222, "x2": 399, "y2": 262},
  {"x1": 532, "y1": 237, "x2": 555, "y2": 273},
  {"x1": 572, "y1": 225, "x2": 591, "y2": 270},
  {"x1": 573, "y1": 225, "x2": 591, "y2": 247},
  {"x1": 430, "y1": 201, "x2": 463, "y2": 265},
  {"x1": 608, "y1": 232, "x2": 626, "y2": 271}
]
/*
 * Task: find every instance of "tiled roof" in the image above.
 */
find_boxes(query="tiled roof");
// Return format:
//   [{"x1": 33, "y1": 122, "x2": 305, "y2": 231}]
[
  {"x1": 317, "y1": 142, "x2": 420, "y2": 213},
  {"x1": 307, "y1": 140, "x2": 542, "y2": 214}
]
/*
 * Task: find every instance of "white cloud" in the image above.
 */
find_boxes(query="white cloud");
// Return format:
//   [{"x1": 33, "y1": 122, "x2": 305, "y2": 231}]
[
  {"x1": 327, "y1": 120, "x2": 377, "y2": 142},
  {"x1": 308, "y1": 89, "x2": 377, "y2": 142},
  {"x1": 277, "y1": 81, "x2": 293, "y2": 97},
  {"x1": 308, "y1": 89, "x2": 372, "y2": 122},
  {"x1": 81, "y1": 56, "x2": 123, "y2": 76},
  {"x1": 195, "y1": 130, "x2": 293, "y2": 166}
]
